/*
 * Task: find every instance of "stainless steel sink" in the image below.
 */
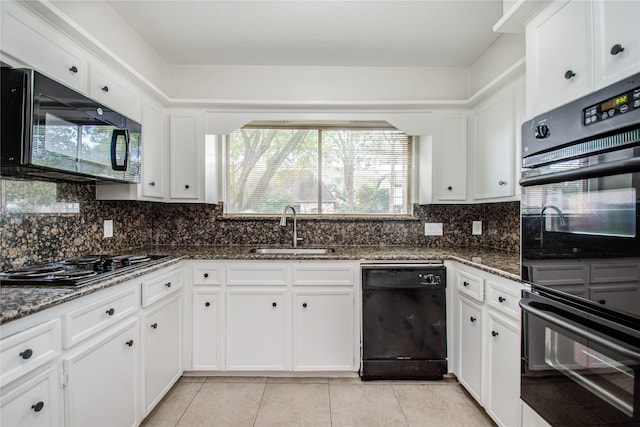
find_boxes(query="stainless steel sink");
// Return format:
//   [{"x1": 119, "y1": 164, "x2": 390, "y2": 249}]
[{"x1": 250, "y1": 248, "x2": 335, "y2": 255}]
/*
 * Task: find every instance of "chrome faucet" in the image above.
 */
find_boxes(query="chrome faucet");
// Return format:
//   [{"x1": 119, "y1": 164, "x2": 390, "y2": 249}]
[
  {"x1": 540, "y1": 205, "x2": 567, "y2": 248},
  {"x1": 280, "y1": 205, "x2": 302, "y2": 247}
]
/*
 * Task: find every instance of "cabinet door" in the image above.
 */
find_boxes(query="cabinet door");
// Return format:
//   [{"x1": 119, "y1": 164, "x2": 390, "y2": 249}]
[
  {"x1": 1, "y1": 3, "x2": 87, "y2": 93},
  {"x1": 590, "y1": 287, "x2": 640, "y2": 314},
  {"x1": 457, "y1": 296, "x2": 484, "y2": 403},
  {"x1": 226, "y1": 292, "x2": 287, "y2": 370},
  {"x1": 293, "y1": 291, "x2": 354, "y2": 371},
  {"x1": 64, "y1": 318, "x2": 140, "y2": 427},
  {"x1": 141, "y1": 100, "x2": 165, "y2": 198},
  {"x1": 89, "y1": 62, "x2": 141, "y2": 122},
  {"x1": 437, "y1": 116, "x2": 468, "y2": 201},
  {"x1": 589, "y1": 261, "x2": 640, "y2": 314},
  {"x1": 0, "y1": 364, "x2": 63, "y2": 427},
  {"x1": 192, "y1": 290, "x2": 221, "y2": 370},
  {"x1": 486, "y1": 312, "x2": 521, "y2": 427},
  {"x1": 473, "y1": 88, "x2": 516, "y2": 200},
  {"x1": 594, "y1": 0, "x2": 640, "y2": 88},
  {"x1": 170, "y1": 114, "x2": 200, "y2": 199},
  {"x1": 527, "y1": 0, "x2": 593, "y2": 116},
  {"x1": 526, "y1": 261, "x2": 589, "y2": 297},
  {"x1": 143, "y1": 294, "x2": 182, "y2": 414}
]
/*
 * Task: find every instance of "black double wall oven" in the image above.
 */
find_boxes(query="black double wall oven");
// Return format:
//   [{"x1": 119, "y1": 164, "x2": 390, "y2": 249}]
[{"x1": 520, "y1": 72, "x2": 640, "y2": 426}]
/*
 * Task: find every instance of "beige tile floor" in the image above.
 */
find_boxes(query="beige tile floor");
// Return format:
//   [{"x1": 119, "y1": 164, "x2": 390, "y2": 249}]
[{"x1": 142, "y1": 376, "x2": 496, "y2": 427}]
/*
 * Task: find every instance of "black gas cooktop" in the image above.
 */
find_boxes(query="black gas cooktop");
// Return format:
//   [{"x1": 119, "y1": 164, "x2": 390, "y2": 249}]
[{"x1": 0, "y1": 254, "x2": 171, "y2": 287}]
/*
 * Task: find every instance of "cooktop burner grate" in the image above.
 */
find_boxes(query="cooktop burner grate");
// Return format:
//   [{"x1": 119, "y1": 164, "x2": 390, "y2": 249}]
[{"x1": 0, "y1": 254, "x2": 170, "y2": 287}]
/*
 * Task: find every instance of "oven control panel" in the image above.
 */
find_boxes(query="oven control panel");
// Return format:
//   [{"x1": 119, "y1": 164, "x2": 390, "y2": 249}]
[
  {"x1": 583, "y1": 86, "x2": 640, "y2": 126},
  {"x1": 522, "y1": 72, "x2": 640, "y2": 162}
]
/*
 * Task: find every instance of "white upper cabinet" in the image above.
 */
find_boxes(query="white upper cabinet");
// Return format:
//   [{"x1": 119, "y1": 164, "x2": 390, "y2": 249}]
[
  {"x1": 436, "y1": 115, "x2": 468, "y2": 201},
  {"x1": 89, "y1": 62, "x2": 142, "y2": 123},
  {"x1": 526, "y1": 0, "x2": 593, "y2": 117},
  {"x1": 141, "y1": 100, "x2": 166, "y2": 199},
  {"x1": 472, "y1": 81, "x2": 523, "y2": 200},
  {"x1": 527, "y1": 0, "x2": 640, "y2": 117},
  {"x1": 1, "y1": 1, "x2": 87, "y2": 93},
  {"x1": 593, "y1": 0, "x2": 640, "y2": 88},
  {"x1": 170, "y1": 112, "x2": 204, "y2": 200}
]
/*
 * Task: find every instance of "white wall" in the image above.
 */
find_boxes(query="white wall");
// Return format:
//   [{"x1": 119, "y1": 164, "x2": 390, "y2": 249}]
[
  {"x1": 469, "y1": 33, "x2": 525, "y2": 95},
  {"x1": 168, "y1": 65, "x2": 470, "y2": 102},
  {"x1": 46, "y1": 1, "x2": 524, "y2": 105}
]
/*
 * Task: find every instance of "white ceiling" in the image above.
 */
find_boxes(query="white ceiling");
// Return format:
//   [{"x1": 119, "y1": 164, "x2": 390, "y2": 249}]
[{"x1": 105, "y1": 0, "x2": 504, "y2": 67}]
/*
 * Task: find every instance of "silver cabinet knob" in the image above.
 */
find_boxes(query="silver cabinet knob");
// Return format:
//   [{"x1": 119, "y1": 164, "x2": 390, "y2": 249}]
[{"x1": 498, "y1": 180, "x2": 507, "y2": 186}]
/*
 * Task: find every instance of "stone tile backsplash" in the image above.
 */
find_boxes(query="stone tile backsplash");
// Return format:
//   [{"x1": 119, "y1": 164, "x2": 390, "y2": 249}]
[{"x1": 1, "y1": 179, "x2": 520, "y2": 269}]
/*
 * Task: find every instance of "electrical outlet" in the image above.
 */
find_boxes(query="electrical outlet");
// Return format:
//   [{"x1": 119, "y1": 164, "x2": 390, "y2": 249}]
[
  {"x1": 472, "y1": 221, "x2": 482, "y2": 235},
  {"x1": 424, "y1": 223, "x2": 443, "y2": 236},
  {"x1": 103, "y1": 220, "x2": 113, "y2": 238}
]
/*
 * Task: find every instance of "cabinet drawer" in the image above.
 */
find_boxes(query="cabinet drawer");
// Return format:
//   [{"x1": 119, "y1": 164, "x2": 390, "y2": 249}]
[
  {"x1": 0, "y1": 320, "x2": 61, "y2": 386},
  {"x1": 458, "y1": 271, "x2": 484, "y2": 302},
  {"x1": 142, "y1": 269, "x2": 182, "y2": 307},
  {"x1": 293, "y1": 264, "x2": 354, "y2": 286},
  {"x1": 192, "y1": 264, "x2": 223, "y2": 285},
  {"x1": 487, "y1": 280, "x2": 521, "y2": 320},
  {"x1": 62, "y1": 286, "x2": 139, "y2": 348},
  {"x1": 226, "y1": 264, "x2": 288, "y2": 286}
]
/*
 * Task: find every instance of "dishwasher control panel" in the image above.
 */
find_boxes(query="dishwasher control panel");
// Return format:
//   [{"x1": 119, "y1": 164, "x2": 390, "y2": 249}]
[
  {"x1": 418, "y1": 272, "x2": 442, "y2": 286},
  {"x1": 361, "y1": 264, "x2": 446, "y2": 289}
]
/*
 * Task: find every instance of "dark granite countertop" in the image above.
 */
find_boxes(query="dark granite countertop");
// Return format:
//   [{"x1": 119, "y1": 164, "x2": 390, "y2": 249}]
[{"x1": 0, "y1": 245, "x2": 520, "y2": 325}]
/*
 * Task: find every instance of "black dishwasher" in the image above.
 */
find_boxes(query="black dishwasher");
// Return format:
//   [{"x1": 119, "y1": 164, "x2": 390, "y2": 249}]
[{"x1": 361, "y1": 264, "x2": 447, "y2": 380}]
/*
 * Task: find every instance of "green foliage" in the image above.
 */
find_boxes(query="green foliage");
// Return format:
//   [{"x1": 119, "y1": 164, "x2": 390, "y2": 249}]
[{"x1": 355, "y1": 184, "x2": 389, "y2": 213}]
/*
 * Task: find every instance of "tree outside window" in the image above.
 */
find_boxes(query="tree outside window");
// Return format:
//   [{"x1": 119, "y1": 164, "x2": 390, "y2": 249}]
[{"x1": 227, "y1": 125, "x2": 410, "y2": 215}]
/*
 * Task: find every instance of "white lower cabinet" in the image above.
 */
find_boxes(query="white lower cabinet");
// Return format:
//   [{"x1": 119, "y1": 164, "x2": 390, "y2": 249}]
[
  {"x1": 0, "y1": 364, "x2": 63, "y2": 427},
  {"x1": 0, "y1": 265, "x2": 185, "y2": 427},
  {"x1": 143, "y1": 293, "x2": 182, "y2": 414},
  {"x1": 226, "y1": 291, "x2": 288, "y2": 371},
  {"x1": 486, "y1": 311, "x2": 521, "y2": 427},
  {"x1": 189, "y1": 260, "x2": 357, "y2": 374},
  {"x1": 192, "y1": 290, "x2": 221, "y2": 370},
  {"x1": 456, "y1": 295, "x2": 484, "y2": 402},
  {"x1": 293, "y1": 291, "x2": 354, "y2": 371},
  {"x1": 451, "y1": 262, "x2": 523, "y2": 427},
  {"x1": 64, "y1": 318, "x2": 140, "y2": 427}
]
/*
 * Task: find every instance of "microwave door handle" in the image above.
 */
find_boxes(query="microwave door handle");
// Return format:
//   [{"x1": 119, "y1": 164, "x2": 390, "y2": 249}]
[
  {"x1": 520, "y1": 298, "x2": 640, "y2": 363},
  {"x1": 110, "y1": 129, "x2": 129, "y2": 171},
  {"x1": 520, "y1": 157, "x2": 640, "y2": 187}
]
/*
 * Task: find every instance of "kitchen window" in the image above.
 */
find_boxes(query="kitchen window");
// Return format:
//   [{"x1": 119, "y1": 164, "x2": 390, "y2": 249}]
[{"x1": 225, "y1": 124, "x2": 411, "y2": 215}]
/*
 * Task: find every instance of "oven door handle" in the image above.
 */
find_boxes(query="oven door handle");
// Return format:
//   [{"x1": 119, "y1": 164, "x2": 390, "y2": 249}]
[
  {"x1": 520, "y1": 157, "x2": 640, "y2": 187},
  {"x1": 520, "y1": 298, "x2": 640, "y2": 362}
]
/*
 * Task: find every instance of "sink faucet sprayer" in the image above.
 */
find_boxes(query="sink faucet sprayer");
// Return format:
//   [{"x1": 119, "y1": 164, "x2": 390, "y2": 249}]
[{"x1": 280, "y1": 205, "x2": 302, "y2": 248}]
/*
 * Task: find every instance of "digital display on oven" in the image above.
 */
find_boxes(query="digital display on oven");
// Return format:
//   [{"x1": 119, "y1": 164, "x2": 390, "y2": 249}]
[{"x1": 583, "y1": 87, "x2": 640, "y2": 126}]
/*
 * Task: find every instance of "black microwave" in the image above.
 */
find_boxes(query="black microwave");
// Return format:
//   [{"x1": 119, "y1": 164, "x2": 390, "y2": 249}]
[{"x1": 1, "y1": 68, "x2": 141, "y2": 183}]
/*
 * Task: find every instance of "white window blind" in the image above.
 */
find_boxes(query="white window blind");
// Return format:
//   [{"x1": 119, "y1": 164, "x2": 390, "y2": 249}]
[{"x1": 226, "y1": 125, "x2": 411, "y2": 215}]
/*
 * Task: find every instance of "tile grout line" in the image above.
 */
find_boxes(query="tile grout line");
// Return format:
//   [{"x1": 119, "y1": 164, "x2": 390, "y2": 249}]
[
  {"x1": 173, "y1": 380, "x2": 206, "y2": 427},
  {"x1": 391, "y1": 384, "x2": 411, "y2": 427},
  {"x1": 252, "y1": 379, "x2": 268, "y2": 427},
  {"x1": 327, "y1": 379, "x2": 334, "y2": 427}
]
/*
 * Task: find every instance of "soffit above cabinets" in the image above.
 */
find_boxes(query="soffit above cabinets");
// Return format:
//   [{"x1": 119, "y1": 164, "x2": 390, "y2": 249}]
[{"x1": 101, "y1": 0, "x2": 503, "y2": 67}]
